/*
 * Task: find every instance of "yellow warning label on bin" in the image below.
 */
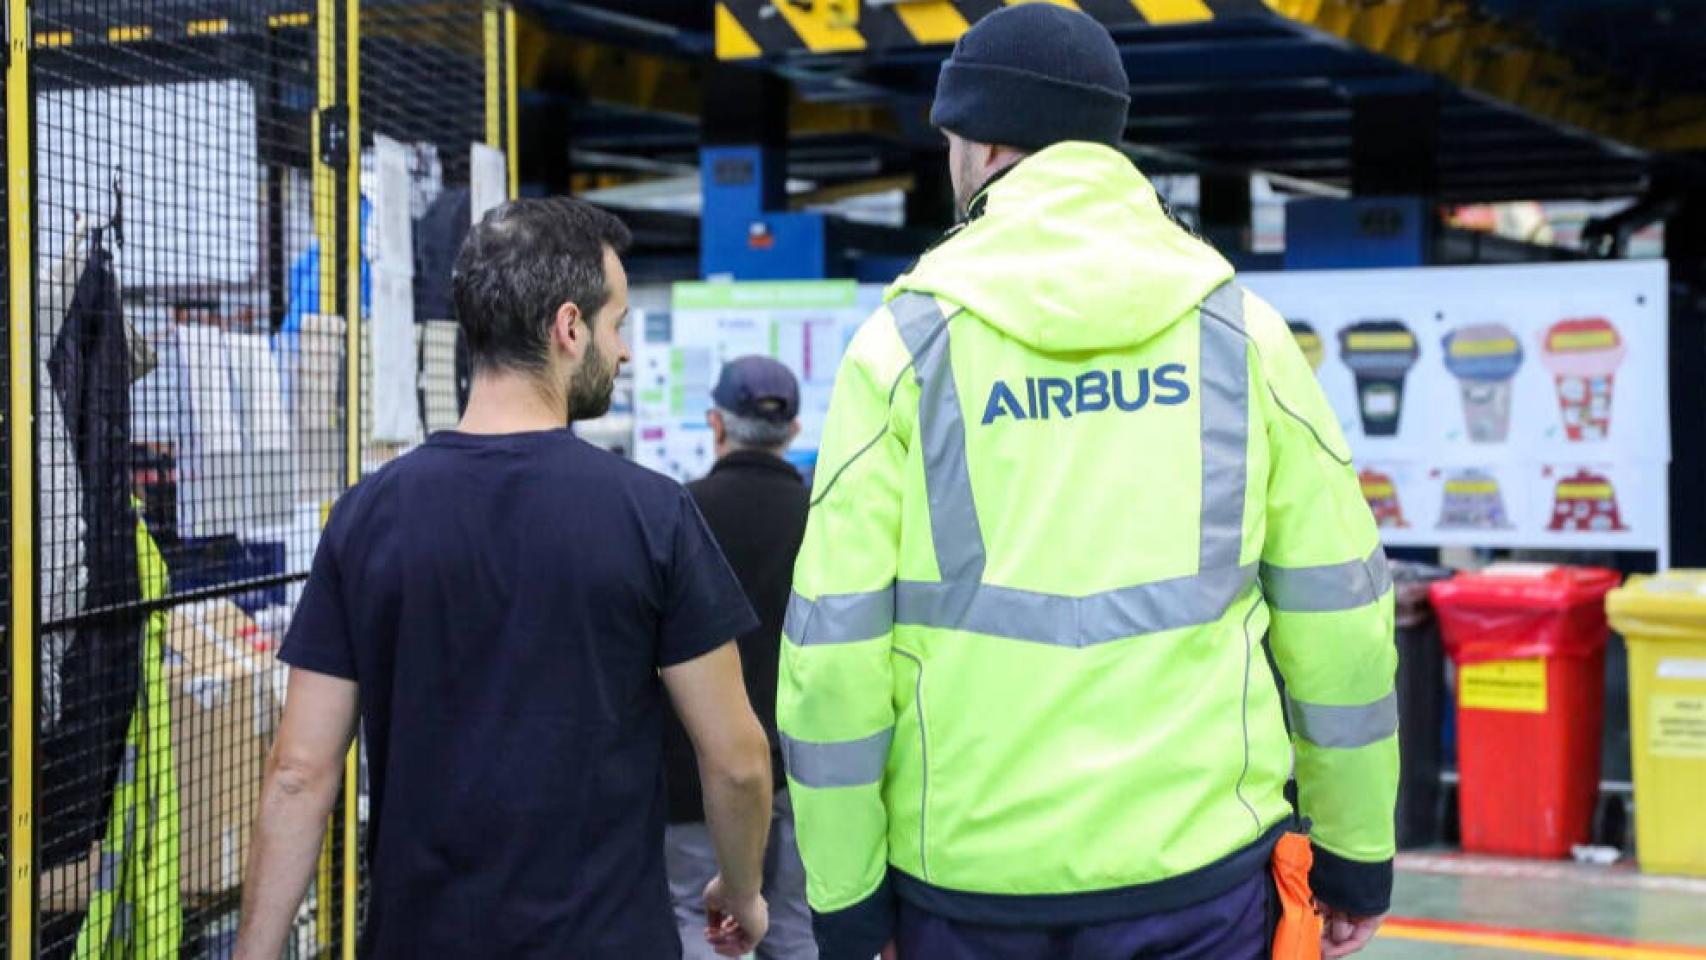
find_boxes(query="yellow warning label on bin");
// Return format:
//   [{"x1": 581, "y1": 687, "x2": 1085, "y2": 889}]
[
  {"x1": 1651, "y1": 696, "x2": 1706, "y2": 759},
  {"x1": 1460, "y1": 658, "x2": 1548, "y2": 713}
]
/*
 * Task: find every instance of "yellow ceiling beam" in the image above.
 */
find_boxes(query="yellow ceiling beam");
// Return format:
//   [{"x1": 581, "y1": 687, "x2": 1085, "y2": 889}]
[
  {"x1": 712, "y1": 0, "x2": 1700, "y2": 153},
  {"x1": 515, "y1": 17, "x2": 900, "y2": 139},
  {"x1": 1266, "y1": 0, "x2": 1702, "y2": 152}
]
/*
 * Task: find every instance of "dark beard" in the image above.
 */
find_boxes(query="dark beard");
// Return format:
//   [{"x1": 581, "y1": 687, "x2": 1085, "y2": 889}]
[{"x1": 567, "y1": 343, "x2": 615, "y2": 421}]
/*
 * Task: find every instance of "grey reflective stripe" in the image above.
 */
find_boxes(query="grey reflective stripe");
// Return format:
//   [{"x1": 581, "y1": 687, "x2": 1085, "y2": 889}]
[
  {"x1": 891, "y1": 293, "x2": 986, "y2": 587},
  {"x1": 1261, "y1": 546, "x2": 1393, "y2": 613},
  {"x1": 113, "y1": 902, "x2": 134, "y2": 943},
  {"x1": 1198, "y1": 282, "x2": 1249, "y2": 572},
  {"x1": 784, "y1": 588, "x2": 895, "y2": 646},
  {"x1": 896, "y1": 564, "x2": 1257, "y2": 647},
  {"x1": 782, "y1": 727, "x2": 894, "y2": 788},
  {"x1": 118, "y1": 743, "x2": 138, "y2": 785},
  {"x1": 877, "y1": 284, "x2": 1254, "y2": 647},
  {"x1": 96, "y1": 850, "x2": 121, "y2": 892},
  {"x1": 1289, "y1": 691, "x2": 1399, "y2": 749}
]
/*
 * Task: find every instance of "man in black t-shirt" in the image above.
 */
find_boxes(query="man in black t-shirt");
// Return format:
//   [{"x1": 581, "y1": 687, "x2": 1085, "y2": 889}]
[
  {"x1": 235, "y1": 198, "x2": 775, "y2": 960},
  {"x1": 664, "y1": 357, "x2": 815, "y2": 959}
]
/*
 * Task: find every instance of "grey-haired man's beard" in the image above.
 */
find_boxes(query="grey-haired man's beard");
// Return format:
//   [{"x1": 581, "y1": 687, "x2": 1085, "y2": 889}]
[{"x1": 568, "y1": 342, "x2": 616, "y2": 422}]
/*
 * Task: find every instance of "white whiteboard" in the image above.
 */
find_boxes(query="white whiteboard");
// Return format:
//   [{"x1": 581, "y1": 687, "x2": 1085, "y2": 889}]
[
  {"x1": 1244, "y1": 260, "x2": 1670, "y2": 555},
  {"x1": 36, "y1": 80, "x2": 261, "y2": 289}
]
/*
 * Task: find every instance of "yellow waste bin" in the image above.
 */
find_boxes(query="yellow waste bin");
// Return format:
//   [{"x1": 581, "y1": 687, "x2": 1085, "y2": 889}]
[{"x1": 1606, "y1": 572, "x2": 1706, "y2": 877}]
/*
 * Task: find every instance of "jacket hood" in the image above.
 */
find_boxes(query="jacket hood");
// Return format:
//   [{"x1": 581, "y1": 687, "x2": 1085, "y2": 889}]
[{"x1": 895, "y1": 142, "x2": 1233, "y2": 353}]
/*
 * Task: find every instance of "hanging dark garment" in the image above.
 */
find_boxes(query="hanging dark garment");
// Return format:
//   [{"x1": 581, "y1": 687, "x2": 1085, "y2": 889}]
[
  {"x1": 412, "y1": 186, "x2": 468, "y2": 323},
  {"x1": 413, "y1": 187, "x2": 473, "y2": 414},
  {"x1": 41, "y1": 227, "x2": 145, "y2": 869}
]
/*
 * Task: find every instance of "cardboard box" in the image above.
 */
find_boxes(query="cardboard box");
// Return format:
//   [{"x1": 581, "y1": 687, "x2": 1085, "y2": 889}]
[
  {"x1": 166, "y1": 600, "x2": 284, "y2": 896},
  {"x1": 37, "y1": 601, "x2": 283, "y2": 911}
]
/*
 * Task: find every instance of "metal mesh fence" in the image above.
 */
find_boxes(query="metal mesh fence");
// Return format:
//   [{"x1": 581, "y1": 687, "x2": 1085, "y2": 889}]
[
  {"x1": 352, "y1": 0, "x2": 497, "y2": 928},
  {"x1": 27, "y1": 0, "x2": 347, "y2": 954},
  {"x1": 356, "y1": 0, "x2": 489, "y2": 474},
  {"x1": 1, "y1": 0, "x2": 504, "y2": 953}
]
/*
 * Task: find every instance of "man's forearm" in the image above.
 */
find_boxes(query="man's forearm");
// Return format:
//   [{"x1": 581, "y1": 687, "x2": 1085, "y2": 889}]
[
  {"x1": 234, "y1": 761, "x2": 344, "y2": 960},
  {"x1": 700, "y1": 749, "x2": 773, "y2": 895}
]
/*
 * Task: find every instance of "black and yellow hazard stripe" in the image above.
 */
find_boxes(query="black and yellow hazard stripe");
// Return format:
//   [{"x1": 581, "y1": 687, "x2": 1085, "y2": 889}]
[
  {"x1": 30, "y1": 8, "x2": 311, "y2": 48},
  {"x1": 716, "y1": 0, "x2": 1256, "y2": 60}
]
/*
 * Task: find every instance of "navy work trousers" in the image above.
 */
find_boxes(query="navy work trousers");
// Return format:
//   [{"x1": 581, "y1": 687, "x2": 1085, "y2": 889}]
[{"x1": 895, "y1": 870, "x2": 1270, "y2": 960}]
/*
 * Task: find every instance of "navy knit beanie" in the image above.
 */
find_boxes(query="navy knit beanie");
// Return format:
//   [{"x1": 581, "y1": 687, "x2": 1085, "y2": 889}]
[{"x1": 930, "y1": 4, "x2": 1131, "y2": 151}]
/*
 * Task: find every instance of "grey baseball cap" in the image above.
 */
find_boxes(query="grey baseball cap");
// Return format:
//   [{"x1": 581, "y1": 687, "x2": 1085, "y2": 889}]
[{"x1": 712, "y1": 355, "x2": 800, "y2": 423}]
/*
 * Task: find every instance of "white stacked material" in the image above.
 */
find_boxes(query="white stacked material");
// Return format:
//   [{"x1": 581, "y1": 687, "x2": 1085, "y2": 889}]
[
  {"x1": 420, "y1": 320, "x2": 460, "y2": 433},
  {"x1": 175, "y1": 324, "x2": 245, "y2": 538},
  {"x1": 228, "y1": 333, "x2": 295, "y2": 533},
  {"x1": 292, "y1": 314, "x2": 345, "y2": 502}
]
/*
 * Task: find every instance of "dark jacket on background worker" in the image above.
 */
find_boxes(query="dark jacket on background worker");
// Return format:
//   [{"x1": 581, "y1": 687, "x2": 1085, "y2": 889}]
[{"x1": 664, "y1": 407, "x2": 808, "y2": 820}]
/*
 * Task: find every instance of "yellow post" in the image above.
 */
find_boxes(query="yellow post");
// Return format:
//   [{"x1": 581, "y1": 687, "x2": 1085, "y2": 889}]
[
  {"x1": 6, "y1": 0, "x2": 37, "y2": 954},
  {"x1": 343, "y1": 0, "x2": 361, "y2": 494},
  {"x1": 311, "y1": 0, "x2": 339, "y2": 947},
  {"x1": 313, "y1": 0, "x2": 339, "y2": 316},
  {"x1": 341, "y1": 0, "x2": 361, "y2": 953},
  {"x1": 504, "y1": 4, "x2": 519, "y2": 198},
  {"x1": 484, "y1": 6, "x2": 501, "y2": 152}
]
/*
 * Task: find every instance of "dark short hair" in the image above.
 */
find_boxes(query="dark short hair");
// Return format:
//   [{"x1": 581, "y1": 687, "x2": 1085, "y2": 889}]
[{"x1": 451, "y1": 197, "x2": 633, "y2": 373}]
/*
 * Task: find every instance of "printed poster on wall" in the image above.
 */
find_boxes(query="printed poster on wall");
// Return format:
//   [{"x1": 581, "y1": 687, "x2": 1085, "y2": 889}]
[
  {"x1": 470, "y1": 143, "x2": 508, "y2": 225},
  {"x1": 368, "y1": 134, "x2": 421, "y2": 444},
  {"x1": 1243, "y1": 260, "x2": 1670, "y2": 555},
  {"x1": 633, "y1": 281, "x2": 881, "y2": 484}
]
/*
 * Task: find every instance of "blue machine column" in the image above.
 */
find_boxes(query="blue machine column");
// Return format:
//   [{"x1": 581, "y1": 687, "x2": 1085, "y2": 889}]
[
  {"x1": 1200, "y1": 172, "x2": 1252, "y2": 264},
  {"x1": 1285, "y1": 82, "x2": 1440, "y2": 269},
  {"x1": 699, "y1": 64, "x2": 828, "y2": 279}
]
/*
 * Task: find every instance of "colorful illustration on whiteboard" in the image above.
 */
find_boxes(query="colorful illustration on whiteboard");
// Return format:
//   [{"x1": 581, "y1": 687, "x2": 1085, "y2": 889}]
[
  {"x1": 1437, "y1": 469, "x2": 1512, "y2": 530},
  {"x1": 1548, "y1": 468, "x2": 1627, "y2": 532},
  {"x1": 1338, "y1": 319, "x2": 1419, "y2": 437},
  {"x1": 1287, "y1": 320, "x2": 1325, "y2": 372},
  {"x1": 1541, "y1": 317, "x2": 1624, "y2": 442},
  {"x1": 1442, "y1": 323, "x2": 1523, "y2": 443},
  {"x1": 1359, "y1": 468, "x2": 1408, "y2": 529}
]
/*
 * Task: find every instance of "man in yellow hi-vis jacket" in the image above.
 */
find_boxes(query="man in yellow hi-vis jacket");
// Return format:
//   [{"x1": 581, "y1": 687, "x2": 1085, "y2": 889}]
[{"x1": 778, "y1": 6, "x2": 1398, "y2": 960}]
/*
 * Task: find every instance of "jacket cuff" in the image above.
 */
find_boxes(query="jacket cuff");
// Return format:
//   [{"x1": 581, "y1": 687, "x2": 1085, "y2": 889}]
[
  {"x1": 1310, "y1": 844, "x2": 1392, "y2": 917},
  {"x1": 812, "y1": 874, "x2": 895, "y2": 960}
]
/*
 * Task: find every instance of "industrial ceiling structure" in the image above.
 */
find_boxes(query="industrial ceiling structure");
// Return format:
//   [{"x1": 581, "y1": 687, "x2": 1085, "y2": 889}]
[{"x1": 519, "y1": 0, "x2": 1706, "y2": 207}]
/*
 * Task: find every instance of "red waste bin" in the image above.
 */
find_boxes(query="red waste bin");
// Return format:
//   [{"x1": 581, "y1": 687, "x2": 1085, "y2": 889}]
[{"x1": 1430, "y1": 564, "x2": 1621, "y2": 858}]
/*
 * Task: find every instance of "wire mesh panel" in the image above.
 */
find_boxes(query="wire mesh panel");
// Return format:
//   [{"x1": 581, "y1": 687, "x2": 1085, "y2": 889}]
[
  {"x1": 28, "y1": 0, "x2": 349, "y2": 954},
  {"x1": 350, "y1": 0, "x2": 497, "y2": 929},
  {"x1": 358, "y1": 0, "x2": 491, "y2": 473}
]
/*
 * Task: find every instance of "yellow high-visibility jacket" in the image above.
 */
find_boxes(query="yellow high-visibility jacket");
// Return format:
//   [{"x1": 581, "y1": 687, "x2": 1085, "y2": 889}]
[{"x1": 781, "y1": 142, "x2": 1398, "y2": 957}]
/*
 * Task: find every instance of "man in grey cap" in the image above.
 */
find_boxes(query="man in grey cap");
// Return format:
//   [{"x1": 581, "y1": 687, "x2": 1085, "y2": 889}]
[{"x1": 663, "y1": 356, "x2": 816, "y2": 959}]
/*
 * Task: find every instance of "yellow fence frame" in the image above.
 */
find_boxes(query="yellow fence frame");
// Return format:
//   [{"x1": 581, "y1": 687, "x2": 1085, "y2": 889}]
[
  {"x1": 485, "y1": 3, "x2": 520, "y2": 199},
  {"x1": 3, "y1": 1, "x2": 512, "y2": 951},
  {"x1": 341, "y1": 0, "x2": 361, "y2": 953},
  {"x1": 310, "y1": 0, "x2": 362, "y2": 952},
  {"x1": 7, "y1": 0, "x2": 37, "y2": 952}
]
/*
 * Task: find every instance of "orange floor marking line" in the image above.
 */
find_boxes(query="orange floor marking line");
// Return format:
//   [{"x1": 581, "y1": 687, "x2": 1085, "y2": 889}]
[{"x1": 1383, "y1": 917, "x2": 1706, "y2": 960}]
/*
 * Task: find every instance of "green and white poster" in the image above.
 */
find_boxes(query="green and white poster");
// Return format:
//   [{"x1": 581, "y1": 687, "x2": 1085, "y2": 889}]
[{"x1": 633, "y1": 281, "x2": 882, "y2": 483}]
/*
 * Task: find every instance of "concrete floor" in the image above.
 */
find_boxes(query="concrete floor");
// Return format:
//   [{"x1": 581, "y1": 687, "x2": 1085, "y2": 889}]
[{"x1": 1367, "y1": 854, "x2": 1706, "y2": 959}]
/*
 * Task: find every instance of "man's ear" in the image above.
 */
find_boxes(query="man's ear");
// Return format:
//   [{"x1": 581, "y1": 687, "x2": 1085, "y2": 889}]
[
  {"x1": 788, "y1": 419, "x2": 802, "y2": 442},
  {"x1": 552, "y1": 301, "x2": 585, "y2": 360}
]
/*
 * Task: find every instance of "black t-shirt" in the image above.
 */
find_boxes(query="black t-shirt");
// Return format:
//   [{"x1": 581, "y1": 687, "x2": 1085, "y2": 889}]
[
  {"x1": 665, "y1": 451, "x2": 809, "y2": 823},
  {"x1": 280, "y1": 429, "x2": 756, "y2": 959}
]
